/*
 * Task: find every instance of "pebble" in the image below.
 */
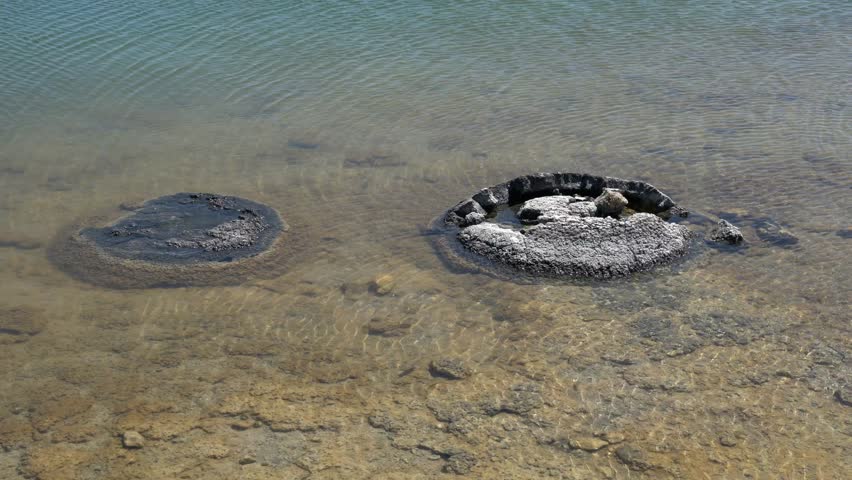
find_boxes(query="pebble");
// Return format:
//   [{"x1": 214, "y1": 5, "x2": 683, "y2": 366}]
[
  {"x1": 121, "y1": 431, "x2": 145, "y2": 449},
  {"x1": 429, "y1": 358, "x2": 473, "y2": 380},
  {"x1": 570, "y1": 437, "x2": 609, "y2": 451},
  {"x1": 366, "y1": 316, "x2": 413, "y2": 337},
  {"x1": 369, "y1": 274, "x2": 395, "y2": 296},
  {"x1": 229, "y1": 418, "x2": 255, "y2": 431},
  {"x1": 600, "y1": 432, "x2": 626, "y2": 444}
]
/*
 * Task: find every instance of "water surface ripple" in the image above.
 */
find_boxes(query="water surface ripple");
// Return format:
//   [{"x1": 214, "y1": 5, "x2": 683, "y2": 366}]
[{"x1": 0, "y1": 1, "x2": 850, "y2": 479}]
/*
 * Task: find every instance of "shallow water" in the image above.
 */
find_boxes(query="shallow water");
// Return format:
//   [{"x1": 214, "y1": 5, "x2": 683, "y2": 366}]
[{"x1": 1, "y1": 1, "x2": 850, "y2": 479}]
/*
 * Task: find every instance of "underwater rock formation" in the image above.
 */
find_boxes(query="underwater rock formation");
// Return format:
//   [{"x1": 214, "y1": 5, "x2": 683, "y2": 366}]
[
  {"x1": 433, "y1": 172, "x2": 694, "y2": 279},
  {"x1": 49, "y1": 193, "x2": 292, "y2": 288},
  {"x1": 707, "y1": 219, "x2": 744, "y2": 245}
]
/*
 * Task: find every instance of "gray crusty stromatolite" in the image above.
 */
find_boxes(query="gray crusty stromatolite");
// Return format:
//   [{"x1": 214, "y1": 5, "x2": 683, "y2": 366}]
[
  {"x1": 433, "y1": 172, "x2": 694, "y2": 279},
  {"x1": 49, "y1": 193, "x2": 296, "y2": 289},
  {"x1": 459, "y1": 213, "x2": 691, "y2": 278}
]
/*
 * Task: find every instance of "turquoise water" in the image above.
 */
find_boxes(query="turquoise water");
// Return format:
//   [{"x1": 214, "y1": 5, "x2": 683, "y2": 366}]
[{"x1": 1, "y1": 2, "x2": 850, "y2": 479}]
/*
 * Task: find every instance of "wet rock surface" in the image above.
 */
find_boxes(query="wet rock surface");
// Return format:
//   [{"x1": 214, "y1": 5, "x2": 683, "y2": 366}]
[
  {"x1": 434, "y1": 172, "x2": 694, "y2": 279},
  {"x1": 81, "y1": 193, "x2": 282, "y2": 264},
  {"x1": 517, "y1": 196, "x2": 597, "y2": 222},
  {"x1": 594, "y1": 188, "x2": 629, "y2": 217},
  {"x1": 708, "y1": 219, "x2": 744, "y2": 245},
  {"x1": 49, "y1": 193, "x2": 292, "y2": 288},
  {"x1": 429, "y1": 358, "x2": 473, "y2": 380},
  {"x1": 460, "y1": 213, "x2": 691, "y2": 278}
]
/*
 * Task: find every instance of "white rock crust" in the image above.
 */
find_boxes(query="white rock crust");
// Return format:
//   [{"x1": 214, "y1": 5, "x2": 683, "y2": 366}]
[
  {"x1": 458, "y1": 201, "x2": 691, "y2": 278},
  {"x1": 517, "y1": 196, "x2": 597, "y2": 223}
]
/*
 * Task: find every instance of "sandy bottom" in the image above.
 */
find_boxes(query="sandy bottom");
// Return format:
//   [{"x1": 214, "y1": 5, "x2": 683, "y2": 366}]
[{"x1": 0, "y1": 106, "x2": 849, "y2": 479}]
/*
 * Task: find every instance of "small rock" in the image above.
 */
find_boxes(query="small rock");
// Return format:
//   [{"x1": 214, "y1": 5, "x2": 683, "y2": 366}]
[
  {"x1": 601, "y1": 353, "x2": 638, "y2": 365},
  {"x1": 719, "y1": 435, "x2": 737, "y2": 447},
  {"x1": 238, "y1": 456, "x2": 256, "y2": 465},
  {"x1": 594, "y1": 188, "x2": 628, "y2": 217},
  {"x1": 615, "y1": 444, "x2": 653, "y2": 471},
  {"x1": 369, "y1": 274, "x2": 395, "y2": 296},
  {"x1": 229, "y1": 418, "x2": 255, "y2": 431},
  {"x1": 366, "y1": 316, "x2": 413, "y2": 337},
  {"x1": 429, "y1": 359, "x2": 473, "y2": 380},
  {"x1": 708, "y1": 219, "x2": 744, "y2": 245},
  {"x1": 121, "y1": 431, "x2": 145, "y2": 449},
  {"x1": 444, "y1": 450, "x2": 477, "y2": 475},
  {"x1": 367, "y1": 413, "x2": 401, "y2": 433},
  {"x1": 834, "y1": 386, "x2": 852, "y2": 407},
  {"x1": 461, "y1": 212, "x2": 485, "y2": 227},
  {"x1": 453, "y1": 198, "x2": 486, "y2": 219},
  {"x1": 599, "y1": 432, "x2": 626, "y2": 444},
  {"x1": 807, "y1": 342, "x2": 844, "y2": 366},
  {"x1": 570, "y1": 437, "x2": 609, "y2": 451}
]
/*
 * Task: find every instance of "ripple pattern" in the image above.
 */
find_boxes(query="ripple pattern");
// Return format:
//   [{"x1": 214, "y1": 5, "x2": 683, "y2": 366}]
[{"x1": 0, "y1": 2, "x2": 850, "y2": 478}]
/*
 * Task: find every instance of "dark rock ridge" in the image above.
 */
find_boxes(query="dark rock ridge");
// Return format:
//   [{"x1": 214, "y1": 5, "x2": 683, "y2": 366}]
[
  {"x1": 49, "y1": 193, "x2": 292, "y2": 289},
  {"x1": 444, "y1": 172, "x2": 684, "y2": 227},
  {"x1": 433, "y1": 172, "x2": 693, "y2": 279}
]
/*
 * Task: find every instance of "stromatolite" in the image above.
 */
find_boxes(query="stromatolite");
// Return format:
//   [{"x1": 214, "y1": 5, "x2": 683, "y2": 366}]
[
  {"x1": 432, "y1": 172, "x2": 694, "y2": 279},
  {"x1": 49, "y1": 193, "x2": 293, "y2": 288}
]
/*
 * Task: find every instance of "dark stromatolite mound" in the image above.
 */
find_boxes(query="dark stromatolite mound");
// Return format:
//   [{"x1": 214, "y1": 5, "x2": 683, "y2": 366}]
[
  {"x1": 431, "y1": 172, "x2": 694, "y2": 279},
  {"x1": 50, "y1": 193, "x2": 292, "y2": 288}
]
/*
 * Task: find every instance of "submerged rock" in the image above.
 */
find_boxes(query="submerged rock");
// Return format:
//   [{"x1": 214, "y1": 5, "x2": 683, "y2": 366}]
[
  {"x1": 753, "y1": 218, "x2": 798, "y2": 248},
  {"x1": 49, "y1": 193, "x2": 293, "y2": 289},
  {"x1": 615, "y1": 444, "x2": 654, "y2": 471},
  {"x1": 432, "y1": 173, "x2": 693, "y2": 279},
  {"x1": 369, "y1": 274, "x2": 395, "y2": 296},
  {"x1": 835, "y1": 386, "x2": 852, "y2": 407},
  {"x1": 443, "y1": 450, "x2": 477, "y2": 475},
  {"x1": 570, "y1": 437, "x2": 609, "y2": 452},
  {"x1": 429, "y1": 358, "x2": 473, "y2": 380},
  {"x1": 708, "y1": 219, "x2": 744, "y2": 245}
]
